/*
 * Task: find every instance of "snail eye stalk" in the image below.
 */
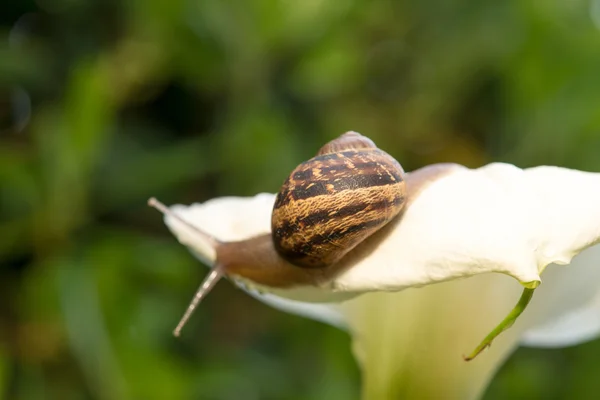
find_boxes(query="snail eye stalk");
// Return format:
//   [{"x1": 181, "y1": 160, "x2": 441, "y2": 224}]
[{"x1": 148, "y1": 197, "x2": 224, "y2": 336}]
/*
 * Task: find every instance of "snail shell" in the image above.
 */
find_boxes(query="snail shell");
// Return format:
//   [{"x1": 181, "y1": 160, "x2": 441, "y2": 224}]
[{"x1": 272, "y1": 131, "x2": 407, "y2": 268}]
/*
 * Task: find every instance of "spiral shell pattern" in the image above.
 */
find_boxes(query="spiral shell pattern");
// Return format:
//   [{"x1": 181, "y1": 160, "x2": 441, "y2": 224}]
[{"x1": 271, "y1": 132, "x2": 406, "y2": 269}]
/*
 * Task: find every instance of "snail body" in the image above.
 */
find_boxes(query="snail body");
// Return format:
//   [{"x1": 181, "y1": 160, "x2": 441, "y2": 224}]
[{"x1": 149, "y1": 131, "x2": 408, "y2": 335}]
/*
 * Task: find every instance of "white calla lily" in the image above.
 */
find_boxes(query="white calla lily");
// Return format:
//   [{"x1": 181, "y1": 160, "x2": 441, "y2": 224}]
[{"x1": 152, "y1": 162, "x2": 600, "y2": 398}]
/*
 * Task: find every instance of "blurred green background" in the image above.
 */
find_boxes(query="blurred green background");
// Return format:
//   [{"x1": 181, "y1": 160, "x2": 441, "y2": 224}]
[{"x1": 2, "y1": 0, "x2": 600, "y2": 399}]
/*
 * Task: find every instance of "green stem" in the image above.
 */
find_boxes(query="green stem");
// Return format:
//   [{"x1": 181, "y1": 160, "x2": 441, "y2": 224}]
[{"x1": 464, "y1": 287, "x2": 536, "y2": 361}]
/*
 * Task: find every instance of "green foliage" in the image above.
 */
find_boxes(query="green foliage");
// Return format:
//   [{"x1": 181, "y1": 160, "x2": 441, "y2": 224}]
[{"x1": 1, "y1": 0, "x2": 600, "y2": 398}]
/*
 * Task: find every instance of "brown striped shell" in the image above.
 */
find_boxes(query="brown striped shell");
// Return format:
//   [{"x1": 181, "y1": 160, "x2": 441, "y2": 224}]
[{"x1": 271, "y1": 131, "x2": 406, "y2": 269}]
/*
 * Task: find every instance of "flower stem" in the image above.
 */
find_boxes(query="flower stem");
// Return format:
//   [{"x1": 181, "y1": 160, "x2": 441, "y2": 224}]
[{"x1": 464, "y1": 286, "x2": 536, "y2": 361}]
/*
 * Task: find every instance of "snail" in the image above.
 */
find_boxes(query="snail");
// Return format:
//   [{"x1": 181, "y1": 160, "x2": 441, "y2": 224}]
[{"x1": 149, "y1": 131, "x2": 455, "y2": 336}]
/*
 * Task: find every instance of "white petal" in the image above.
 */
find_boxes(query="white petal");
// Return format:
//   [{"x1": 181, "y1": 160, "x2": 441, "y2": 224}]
[
  {"x1": 520, "y1": 244, "x2": 600, "y2": 348},
  {"x1": 337, "y1": 273, "x2": 526, "y2": 399},
  {"x1": 521, "y1": 302, "x2": 600, "y2": 348},
  {"x1": 162, "y1": 163, "x2": 600, "y2": 299},
  {"x1": 168, "y1": 193, "x2": 274, "y2": 242},
  {"x1": 336, "y1": 245, "x2": 600, "y2": 396},
  {"x1": 332, "y1": 163, "x2": 600, "y2": 292},
  {"x1": 519, "y1": 166, "x2": 600, "y2": 266},
  {"x1": 159, "y1": 163, "x2": 600, "y2": 368}
]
